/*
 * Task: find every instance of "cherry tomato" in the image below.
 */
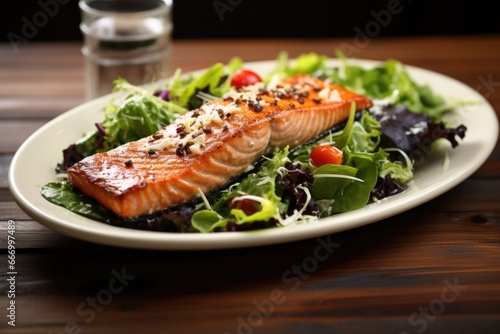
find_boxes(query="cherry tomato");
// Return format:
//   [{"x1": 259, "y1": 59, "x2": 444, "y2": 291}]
[
  {"x1": 310, "y1": 145, "x2": 343, "y2": 167},
  {"x1": 230, "y1": 69, "x2": 262, "y2": 89},
  {"x1": 229, "y1": 197, "x2": 260, "y2": 216}
]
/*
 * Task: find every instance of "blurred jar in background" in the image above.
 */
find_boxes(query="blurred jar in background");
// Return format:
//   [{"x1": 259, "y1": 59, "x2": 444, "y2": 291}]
[{"x1": 79, "y1": 0, "x2": 173, "y2": 100}]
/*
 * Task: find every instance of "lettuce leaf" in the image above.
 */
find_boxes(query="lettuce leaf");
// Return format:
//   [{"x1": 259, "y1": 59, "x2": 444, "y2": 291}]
[
  {"x1": 192, "y1": 149, "x2": 290, "y2": 232},
  {"x1": 265, "y1": 52, "x2": 328, "y2": 84},
  {"x1": 168, "y1": 57, "x2": 242, "y2": 109},
  {"x1": 370, "y1": 104, "x2": 467, "y2": 165},
  {"x1": 41, "y1": 181, "x2": 112, "y2": 222},
  {"x1": 57, "y1": 58, "x2": 241, "y2": 171},
  {"x1": 57, "y1": 93, "x2": 182, "y2": 172},
  {"x1": 331, "y1": 50, "x2": 447, "y2": 119}
]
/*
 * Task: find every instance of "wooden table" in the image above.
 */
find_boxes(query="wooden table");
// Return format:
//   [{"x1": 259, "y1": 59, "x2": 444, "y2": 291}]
[{"x1": 1, "y1": 36, "x2": 499, "y2": 333}]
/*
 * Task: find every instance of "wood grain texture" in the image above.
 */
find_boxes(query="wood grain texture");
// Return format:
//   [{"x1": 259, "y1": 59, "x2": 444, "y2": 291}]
[{"x1": 0, "y1": 36, "x2": 499, "y2": 333}]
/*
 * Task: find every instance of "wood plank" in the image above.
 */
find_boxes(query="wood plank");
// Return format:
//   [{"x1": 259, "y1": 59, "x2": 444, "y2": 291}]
[
  {"x1": 0, "y1": 97, "x2": 84, "y2": 119},
  {"x1": 0, "y1": 154, "x2": 12, "y2": 188},
  {"x1": 0, "y1": 120, "x2": 47, "y2": 153},
  {"x1": 0, "y1": 218, "x2": 498, "y2": 332}
]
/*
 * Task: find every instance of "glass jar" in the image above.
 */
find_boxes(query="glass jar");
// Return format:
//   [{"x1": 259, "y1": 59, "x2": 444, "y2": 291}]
[{"x1": 79, "y1": 0, "x2": 173, "y2": 99}]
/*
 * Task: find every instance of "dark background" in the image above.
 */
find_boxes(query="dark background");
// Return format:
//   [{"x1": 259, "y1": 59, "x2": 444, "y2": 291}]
[{"x1": 1, "y1": 0, "x2": 499, "y2": 43}]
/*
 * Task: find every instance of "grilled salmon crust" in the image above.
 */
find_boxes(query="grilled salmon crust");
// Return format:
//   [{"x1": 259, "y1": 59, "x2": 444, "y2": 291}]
[{"x1": 67, "y1": 75, "x2": 373, "y2": 218}]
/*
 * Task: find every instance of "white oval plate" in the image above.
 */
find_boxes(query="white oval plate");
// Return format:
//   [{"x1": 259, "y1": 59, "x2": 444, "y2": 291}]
[{"x1": 8, "y1": 59, "x2": 499, "y2": 250}]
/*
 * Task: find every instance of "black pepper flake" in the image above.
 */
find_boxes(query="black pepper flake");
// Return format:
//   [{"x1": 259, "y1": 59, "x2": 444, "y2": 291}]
[
  {"x1": 175, "y1": 145, "x2": 186, "y2": 157},
  {"x1": 176, "y1": 124, "x2": 187, "y2": 138},
  {"x1": 253, "y1": 103, "x2": 263, "y2": 112},
  {"x1": 152, "y1": 132, "x2": 163, "y2": 140},
  {"x1": 313, "y1": 98, "x2": 322, "y2": 104},
  {"x1": 256, "y1": 96, "x2": 262, "y2": 102},
  {"x1": 226, "y1": 113, "x2": 231, "y2": 118},
  {"x1": 313, "y1": 86, "x2": 321, "y2": 92},
  {"x1": 298, "y1": 97, "x2": 305, "y2": 104},
  {"x1": 217, "y1": 109, "x2": 224, "y2": 118},
  {"x1": 258, "y1": 88, "x2": 269, "y2": 95},
  {"x1": 124, "y1": 160, "x2": 133, "y2": 167},
  {"x1": 223, "y1": 97, "x2": 234, "y2": 102},
  {"x1": 176, "y1": 124, "x2": 185, "y2": 134},
  {"x1": 148, "y1": 149, "x2": 156, "y2": 156},
  {"x1": 289, "y1": 102, "x2": 295, "y2": 108},
  {"x1": 203, "y1": 127, "x2": 212, "y2": 133},
  {"x1": 192, "y1": 110, "x2": 200, "y2": 118},
  {"x1": 176, "y1": 144, "x2": 191, "y2": 156},
  {"x1": 222, "y1": 125, "x2": 229, "y2": 131},
  {"x1": 235, "y1": 99, "x2": 241, "y2": 105},
  {"x1": 175, "y1": 146, "x2": 184, "y2": 156}
]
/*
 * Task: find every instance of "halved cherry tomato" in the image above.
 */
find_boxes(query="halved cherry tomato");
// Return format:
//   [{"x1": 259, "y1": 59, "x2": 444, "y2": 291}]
[
  {"x1": 230, "y1": 69, "x2": 262, "y2": 89},
  {"x1": 229, "y1": 197, "x2": 260, "y2": 216},
  {"x1": 310, "y1": 145, "x2": 343, "y2": 167}
]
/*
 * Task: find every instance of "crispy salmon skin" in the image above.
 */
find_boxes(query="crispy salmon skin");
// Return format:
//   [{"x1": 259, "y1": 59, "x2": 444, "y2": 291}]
[{"x1": 67, "y1": 75, "x2": 372, "y2": 218}]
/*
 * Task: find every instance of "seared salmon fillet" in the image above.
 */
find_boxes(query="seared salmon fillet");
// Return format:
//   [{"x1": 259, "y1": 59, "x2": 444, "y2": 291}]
[{"x1": 67, "y1": 75, "x2": 372, "y2": 217}]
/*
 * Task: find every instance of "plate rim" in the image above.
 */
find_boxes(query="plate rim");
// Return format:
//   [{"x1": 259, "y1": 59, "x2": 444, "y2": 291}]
[{"x1": 8, "y1": 58, "x2": 499, "y2": 250}]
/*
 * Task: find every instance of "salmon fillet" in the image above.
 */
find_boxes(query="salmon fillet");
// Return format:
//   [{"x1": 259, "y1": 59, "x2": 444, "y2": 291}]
[{"x1": 67, "y1": 75, "x2": 372, "y2": 217}]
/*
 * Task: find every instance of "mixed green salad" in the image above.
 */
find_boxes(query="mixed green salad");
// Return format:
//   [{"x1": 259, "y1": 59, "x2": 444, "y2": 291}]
[{"x1": 42, "y1": 51, "x2": 469, "y2": 233}]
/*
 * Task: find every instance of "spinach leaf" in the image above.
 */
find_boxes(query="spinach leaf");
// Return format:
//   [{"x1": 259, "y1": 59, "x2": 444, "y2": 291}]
[
  {"x1": 311, "y1": 154, "x2": 378, "y2": 215},
  {"x1": 41, "y1": 181, "x2": 112, "y2": 222}
]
